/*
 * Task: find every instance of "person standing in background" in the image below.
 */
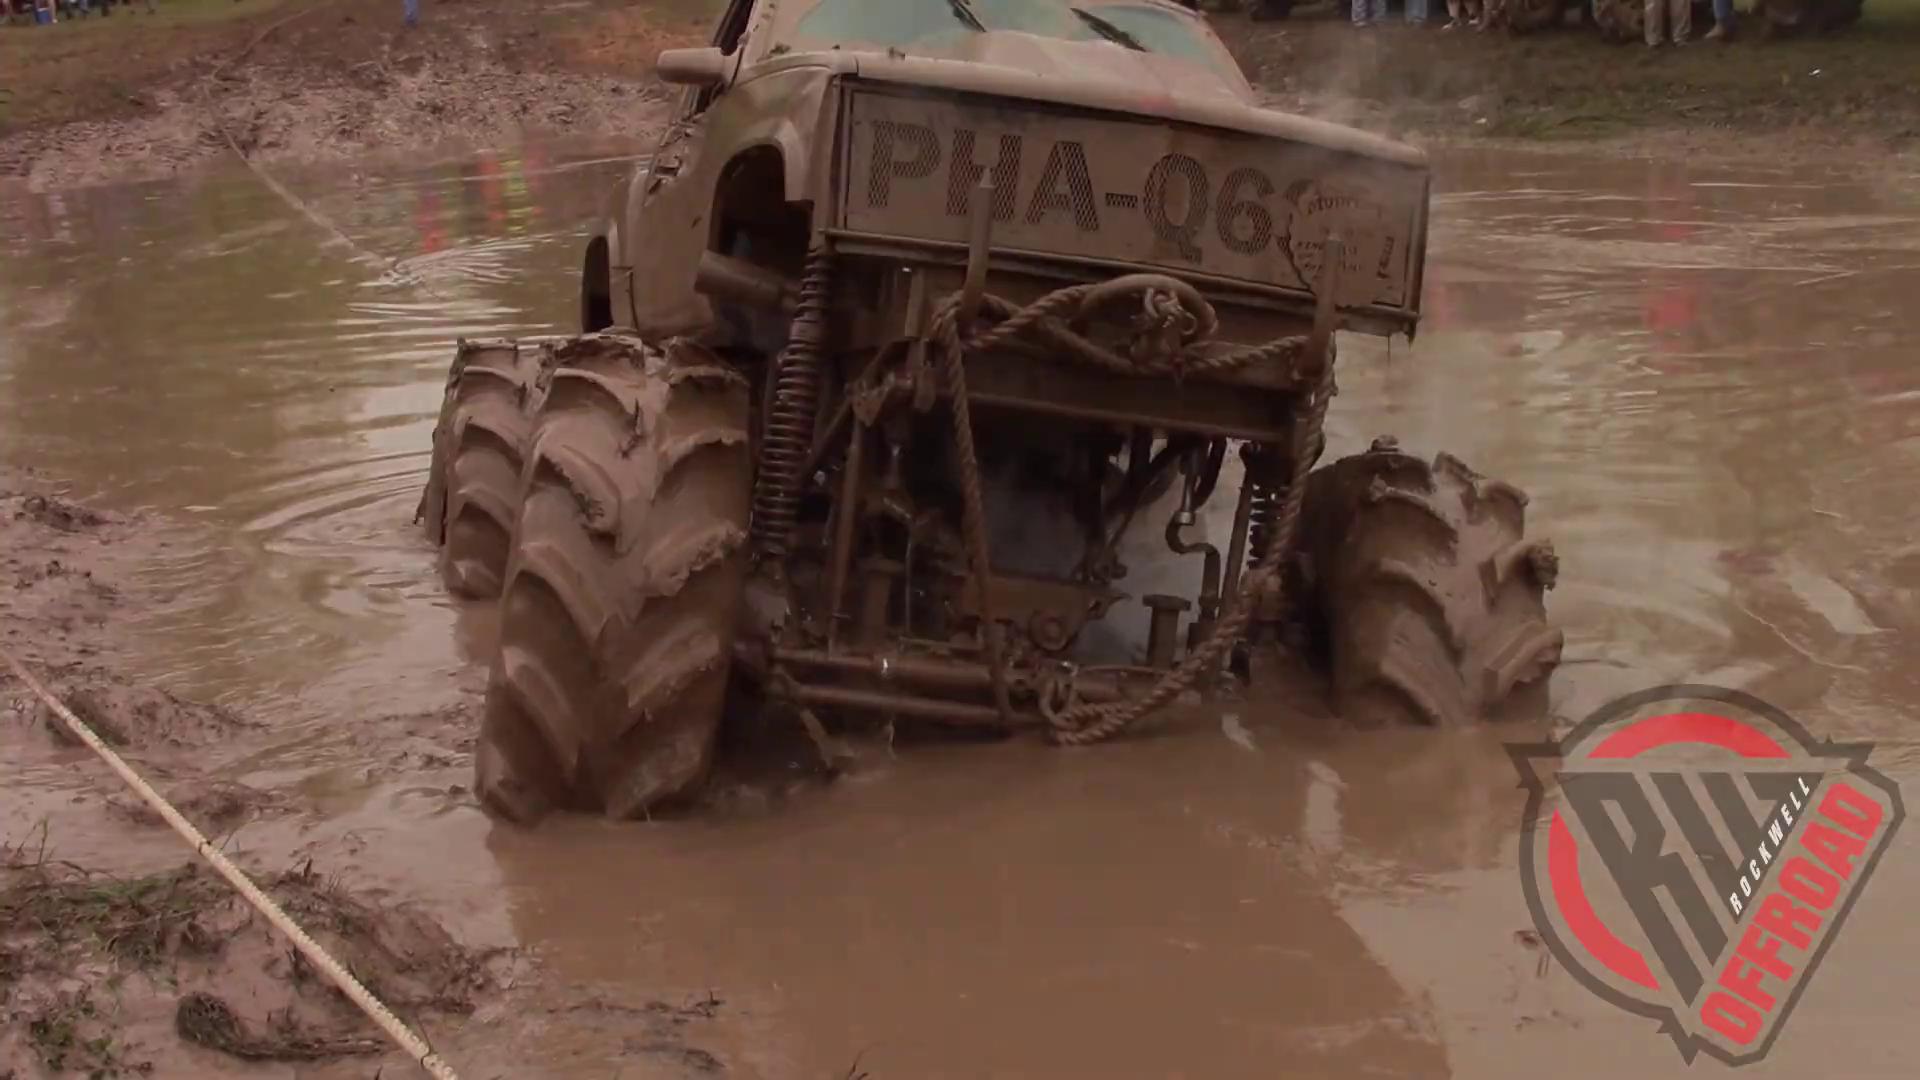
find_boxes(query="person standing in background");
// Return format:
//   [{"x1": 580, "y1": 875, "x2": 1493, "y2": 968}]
[
  {"x1": 1704, "y1": 0, "x2": 1735, "y2": 39},
  {"x1": 1352, "y1": 0, "x2": 1387, "y2": 26},
  {"x1": 1443, "y1": 0, "x2": 1481, "y2": 27},
  {"x1": 1645, "y1": 0, "x2": 1689, "y2": 44},
  {"x1": 1405, "y1": 0, "x2": 1429, "y2": 24},
  {"x1": 403, "y1": 0, "x2": 419, "y2": 28}
]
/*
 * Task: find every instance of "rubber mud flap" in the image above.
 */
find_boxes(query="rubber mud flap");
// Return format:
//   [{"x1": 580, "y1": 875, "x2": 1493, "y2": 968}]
[
  {"x1": 420, "y1": 339, "x2": 556, "y2": 598},
  {"x1": 475, "y1": 335, "x2": 751, "y2": 823},
  {"x1": 1298, "y1": 439, "x2": 1563, "y2": 729}
]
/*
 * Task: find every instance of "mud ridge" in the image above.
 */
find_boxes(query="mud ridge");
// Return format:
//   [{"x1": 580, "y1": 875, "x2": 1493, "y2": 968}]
[
  {"x1": 0, "y1": 465, "x2": 517, "y2": 1075},
  {"x1": 0, "y1": 851, "x2": 497, "y2": 1074},
  {"x1": 7, "y1": 57, "x2": 668, "y2": 191},
  {"x1": 0, "y1": 0, "x2": 695, "y2": 190}
]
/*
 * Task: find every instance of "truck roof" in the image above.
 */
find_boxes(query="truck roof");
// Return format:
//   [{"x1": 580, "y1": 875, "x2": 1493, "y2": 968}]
[{"x1": 755, "y1": 0, "x2": 1425, "y2": 167}]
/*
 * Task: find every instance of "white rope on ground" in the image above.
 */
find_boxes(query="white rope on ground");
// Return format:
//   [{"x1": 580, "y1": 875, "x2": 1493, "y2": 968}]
[{"x1": 0, "y1": 646, "x2": 462, "y2": 1080}]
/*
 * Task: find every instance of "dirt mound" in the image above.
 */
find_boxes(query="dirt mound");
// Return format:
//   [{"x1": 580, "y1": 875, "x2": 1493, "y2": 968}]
[
  {"x1": 11, "y1": 495, "x2": 107, "y2": 534},
  {"x1": 11, "y1": 52, "x2": 669, "y2": 190},
  {"x1": 0, "y1": 0, "x2": 684, "y2": 190},
  {"x1": 104, "y1": 781, "x2": 287, "y2": 831},
  {"x1": 0, "y1": 854, "x2": 497, "y2": 1075},
  {"x1": 545, "y1": 3, "x2": 709, "y2": 76},
  {"x1": 0, "y1": 480, "x2": 154, "y2": 683},
  {"x1": 9, "y1": 667, "x2": 256, "y2": 751}
]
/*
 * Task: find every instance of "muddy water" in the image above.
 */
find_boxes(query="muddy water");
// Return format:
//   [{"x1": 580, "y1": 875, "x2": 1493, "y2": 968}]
[{"x1": 3, "y1": 144, "x2": 1919, "y2": 1077}]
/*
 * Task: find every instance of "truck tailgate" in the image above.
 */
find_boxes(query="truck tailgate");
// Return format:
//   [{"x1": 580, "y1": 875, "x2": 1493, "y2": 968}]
[{"x1": 834, "y1": 84, "x2": 1428, "y2": 331}]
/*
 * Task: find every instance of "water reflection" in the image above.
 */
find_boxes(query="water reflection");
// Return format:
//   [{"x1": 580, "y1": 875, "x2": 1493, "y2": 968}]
[{"x1": 0, "y1": 145, "x2": 638, "y2": 724}]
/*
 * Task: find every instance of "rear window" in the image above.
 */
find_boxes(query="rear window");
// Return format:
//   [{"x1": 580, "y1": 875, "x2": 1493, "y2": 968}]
[{"x1": 777, "y1": 0, "x2": 1243, "y2": 84}]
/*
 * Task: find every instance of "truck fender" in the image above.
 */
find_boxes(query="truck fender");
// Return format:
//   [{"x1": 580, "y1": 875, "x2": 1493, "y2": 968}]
[{"x1": 588, "y1": 171, "x2": 638, "y2": 330}]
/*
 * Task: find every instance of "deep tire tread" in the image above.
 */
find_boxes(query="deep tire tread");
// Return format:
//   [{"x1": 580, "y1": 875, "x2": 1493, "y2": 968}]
[
  {"x1": 422, "y1": 339, "x2": 558, "y2": 597},
  {"x1": 1302, "y1": 442, "x2": 1564, "y2": 729},
  {"x1": 475, "y1": 334, "x2": 751, "y2": 823}
]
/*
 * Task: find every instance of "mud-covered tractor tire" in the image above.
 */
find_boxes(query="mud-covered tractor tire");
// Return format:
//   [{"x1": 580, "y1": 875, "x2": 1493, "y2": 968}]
[
  {"x1": 1298, "y1": 440, "x2": 1564, "y2": 729},
  {"x1": 419, "y1": 339, "x2": 555, "y2": 598},
  {"x1": 475, "y1": 335, "x2": 752, "y2": 823}
]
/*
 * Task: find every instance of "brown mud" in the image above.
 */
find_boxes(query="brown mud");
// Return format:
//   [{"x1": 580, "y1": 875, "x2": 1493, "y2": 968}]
[
  {"x1": 7, "y1": 0, "x2": 1920, "y2": 192},
  {"x1": 0, "y1": 470, "x2": 469, "y2": 1077},
  {"x1": 0, "y1": 0, "x2": 704, "y2": 189},
  {"x1": 0, "y1": 463, "x2": 737, "y2": 1075},
  {"x1": 0, "y1": 854, "x2": 493, "y2": 1076},
  {"x1": 2, "y1": 72, "x2": 1919, "y2": 1080}
]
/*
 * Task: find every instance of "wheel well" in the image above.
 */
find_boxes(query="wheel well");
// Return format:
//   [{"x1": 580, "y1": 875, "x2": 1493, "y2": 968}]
[
  {"x1": 711, "y1": 146, "x2": 810, "y2": 276},
  {"x1": 581, "y1": 236, "x2": 612, "y2": 333},
  {"x1": 707, "y1": 147, "x2": 811, "y2": 365}
]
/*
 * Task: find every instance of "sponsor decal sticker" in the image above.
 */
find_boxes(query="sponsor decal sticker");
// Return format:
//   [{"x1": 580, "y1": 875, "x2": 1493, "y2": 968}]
[{"x1": 1511, "y1": 684, "x2": 1902, "y2": 1064}]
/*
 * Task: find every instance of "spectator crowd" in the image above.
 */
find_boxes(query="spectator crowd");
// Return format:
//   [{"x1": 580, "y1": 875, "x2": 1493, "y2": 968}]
[
  {"x1": 1179, "y1": 0, "x2": 1770, "y2": 44},
  {"x1": 6, "y1": 0, "x2": 153, "y2": 22}
]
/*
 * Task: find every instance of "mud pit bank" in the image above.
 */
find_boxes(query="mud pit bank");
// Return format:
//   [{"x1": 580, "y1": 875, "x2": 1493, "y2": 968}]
[
  {"x1": 0, "y1": 472, "x2": 458, "y2": 1077},
  {"x1": 1220, "y1": 4, "x2": 1920, "y2": 157},
  {"x1": 0, "y1": 0, "x2": 701, "y2": 190},
  {"x1": 0, "y1": 855, "x2": 491, "y2": 1076},
  {"x1": 9, "y1": 0, "x2": 1920, "y2": 194},
  {"x1": 0, "y1": 473, "x2": 736, "y2": 1076}
]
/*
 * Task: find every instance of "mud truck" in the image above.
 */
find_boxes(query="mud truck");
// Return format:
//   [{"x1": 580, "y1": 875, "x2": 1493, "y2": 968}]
[{"x1": 419, "y1": 0, "x2": 1563, "y2": 823}]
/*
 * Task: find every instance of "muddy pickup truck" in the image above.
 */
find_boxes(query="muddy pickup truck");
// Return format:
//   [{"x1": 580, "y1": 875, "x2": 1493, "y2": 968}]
[{"x1": 421, "y1": 0, "x2": 1563, "y2": 822}]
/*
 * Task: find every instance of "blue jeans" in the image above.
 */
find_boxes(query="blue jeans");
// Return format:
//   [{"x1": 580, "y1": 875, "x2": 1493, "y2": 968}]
[
  {"x1": 1712, "y1": 0, "x2": 1733, "y2": 25},
  {"x1": 403, "y1": 0, "x2": 418, "y2": 25},
  {"x1": 1406, "y1": 0, "x2": 1429, "y2": 20},
  {"x1": 1352, "y1": 0, "x2": 1387, "y2": 22}
]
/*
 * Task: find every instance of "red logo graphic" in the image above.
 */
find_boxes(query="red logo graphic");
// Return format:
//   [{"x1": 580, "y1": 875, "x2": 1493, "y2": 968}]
[{"x1": 1511, "y1": 685, "x2": 1903, "y2": 1064}]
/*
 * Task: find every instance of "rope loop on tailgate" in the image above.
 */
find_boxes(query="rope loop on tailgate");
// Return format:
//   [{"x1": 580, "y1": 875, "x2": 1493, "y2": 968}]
[{"x1": 923, "y1": 275, "x2": 1334, "y2": 746}]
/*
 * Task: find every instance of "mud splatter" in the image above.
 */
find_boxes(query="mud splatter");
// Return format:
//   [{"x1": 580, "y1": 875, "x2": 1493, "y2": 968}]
[
  {"x1": 104, "y1": 781, "x2": 286, "y2": 831},
  {"x1": 12, "y1": 495, "x2": 106, "y2": 534},
  {"x1": 31, "y1": 679, "x2": 250, "y2": 752}
]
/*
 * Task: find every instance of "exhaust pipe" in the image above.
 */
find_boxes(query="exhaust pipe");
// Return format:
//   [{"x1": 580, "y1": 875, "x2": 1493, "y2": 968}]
[{"x1": 694, "y1": 251, "x2": 800, "y2": 315}]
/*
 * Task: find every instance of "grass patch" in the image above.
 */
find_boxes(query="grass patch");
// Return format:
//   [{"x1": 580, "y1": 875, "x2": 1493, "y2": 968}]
[
  {"x1": 1, "y1": 864, "x2": 224, "y2": 967},
  {"x1": 1231, "y1": 1, "x2": 1920, "y2": 141},
  {"x1": 0, "y1": 829, "x2": 228, "y2": 972},
  {"x1": 2, "y1": 833, "x2": 494, "y2": 1070},
  {"x1": 28, "y1": 987, "x2": 147, "y2": 1076}
]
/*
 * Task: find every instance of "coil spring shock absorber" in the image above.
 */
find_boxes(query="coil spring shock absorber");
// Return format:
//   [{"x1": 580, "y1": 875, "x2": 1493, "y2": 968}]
[
  {"x1": 750, "y1": 244, "x2": 834, "y2": 559},
  {"x1": 1241, "y1": 445, "x2": 1283, "y2": 576},
  {"x1": 1238, "y1": 414, "x2": 1325, "y2": 577}
]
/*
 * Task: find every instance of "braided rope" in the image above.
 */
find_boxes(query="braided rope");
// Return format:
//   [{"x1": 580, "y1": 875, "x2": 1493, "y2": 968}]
[
  {"x1": 1049, "y1": 370, "x2": 1330, "y2": 745},
  {"x1": 1, "y1": 647, "x2": 461, "y2": 1080},
  {"x1": 923, "y1": 276, "x2": 1334, "y2": 746},
  {"x1": 936, "y1": 287, "x2": 1310, "y2": 382}
]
